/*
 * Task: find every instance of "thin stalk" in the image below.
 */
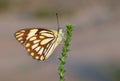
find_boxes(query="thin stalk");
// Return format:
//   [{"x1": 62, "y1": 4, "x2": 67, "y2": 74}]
[{"x1": 58, "y1": 24, "x2": 73, "y2": 81}]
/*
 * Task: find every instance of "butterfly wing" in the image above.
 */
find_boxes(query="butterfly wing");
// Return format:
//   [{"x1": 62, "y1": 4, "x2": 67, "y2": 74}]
[
  {"x1": 15, "y1": 29, "x2": 39, "y2": 44},
  {"x1": 15, "y1": 28, "x2": 61, "y2": 61}
]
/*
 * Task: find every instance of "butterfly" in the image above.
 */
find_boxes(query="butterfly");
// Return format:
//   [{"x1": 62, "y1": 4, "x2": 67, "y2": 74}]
[{"x1": 14, "y1": 28, "x2": 63, "y2": 61}]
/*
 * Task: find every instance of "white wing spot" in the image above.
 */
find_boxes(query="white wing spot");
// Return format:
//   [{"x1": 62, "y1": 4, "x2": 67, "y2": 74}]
[
  {"x1": 39, "y1": 36, "x2": 45, "y2": 39},
  {"x1": 29, "y1": 37, "x2": 37, "y2": 41},
  {"x1": 46, "y1": 44, "x2": 50, "y2": 48},
  {"x1": 20, "y1": 30, "x2": 25, "y2": 32},
  {"x1": 17, "y1": 37, "x2": 22, "y2": 41},
  {"x1": 16, "y1": 33, "x2": 24, "y2": 38},
  {"x1": 41, "y1": 33, "x2": 54, "y2": 37},
  {"x1": 35, "y1": 46, "x2": 41, "y2": 52},
  {"x1": 33, "y1": 40, "x2": 40, "y2": 44},
  {"x1": 41, "y1": 38, "x2": 53, "y2": 45},
  {"x1": 40, "y1": 30, "x2": 48, "y2": 33},
  {"x1": 40, "y1": 55, "x2": 44, "y2": 60},
  {"x1": 27, "y1": 29, "x2": 38, "y2": 40},
  {"x1": 38, "y1": 47, "x2": 44, "y2": 55},
  {"x1": 31, "y1": 52, "x2": 34, "y2": 56},
  {"x1": 35, "y1": 56, "x2": 39, "y2": 60},
  {"x1": 27, "y1": 48, "x2": 30, "y2": 52},
  {"x1": 31, "y1": 43, "x2": 39, "y2": 49},
  {"x1": 20, "y1": 41, "x2": 23, "y2": 43},
  {"x1": 25, "y1": 43, "x2": 30, "y2": 47},
  {"x1": 15, "y1": 32, "x2": 20, "y2": 35}
]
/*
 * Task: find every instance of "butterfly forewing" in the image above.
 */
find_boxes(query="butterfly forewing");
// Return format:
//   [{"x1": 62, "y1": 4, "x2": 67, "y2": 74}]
[
  {"x1": 15, "y1": 29, "x2": 41, "y2": 44},
  {"x1": 15, "y1": 28, "x2": 61, "y2": 61}
]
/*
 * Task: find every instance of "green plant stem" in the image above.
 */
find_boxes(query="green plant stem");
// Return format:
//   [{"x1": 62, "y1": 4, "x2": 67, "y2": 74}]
[{"x1": 58, "y1": 24, "x2": 73, "y2": 81}]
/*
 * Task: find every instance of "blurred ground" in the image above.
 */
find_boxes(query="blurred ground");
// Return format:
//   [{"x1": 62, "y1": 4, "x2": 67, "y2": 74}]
[{"x1": 0, "y1": 0, "x2": 120, "y2": 81}]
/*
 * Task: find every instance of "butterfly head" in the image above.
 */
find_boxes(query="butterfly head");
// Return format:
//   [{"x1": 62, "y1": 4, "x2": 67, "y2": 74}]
[{"x1": 58, "y1": 28, "x2": 64, "y2": 37}]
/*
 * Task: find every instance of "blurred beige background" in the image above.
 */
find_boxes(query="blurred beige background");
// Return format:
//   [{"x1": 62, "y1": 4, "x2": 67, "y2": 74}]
[{"x1": 0, "y1": 0, "x2": 120, "y2": 81}]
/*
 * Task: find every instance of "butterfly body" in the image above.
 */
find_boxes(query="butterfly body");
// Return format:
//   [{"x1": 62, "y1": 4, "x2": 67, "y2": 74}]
[{"x1": 15, "y1": 28, "x2": 63, "y2": 61}]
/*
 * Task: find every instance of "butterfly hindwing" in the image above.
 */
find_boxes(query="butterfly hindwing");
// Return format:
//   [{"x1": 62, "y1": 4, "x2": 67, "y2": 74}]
[
  {"x1": 25, "y1": 30, "x2": 57, "y2": 60},
  {"x1": 15, "y1": 28, "x2": 61, "y2": 61}
]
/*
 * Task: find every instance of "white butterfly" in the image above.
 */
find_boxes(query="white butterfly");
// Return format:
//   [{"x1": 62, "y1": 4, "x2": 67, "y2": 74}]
[{"x1": 15, "y1": 28, "x2": 63, "y2": 61}]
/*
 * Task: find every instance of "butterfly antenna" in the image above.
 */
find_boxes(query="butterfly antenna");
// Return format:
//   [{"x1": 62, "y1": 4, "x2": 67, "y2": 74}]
[{"x1": 56, "y1": 13, "x2": 60, "y2": 31}]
